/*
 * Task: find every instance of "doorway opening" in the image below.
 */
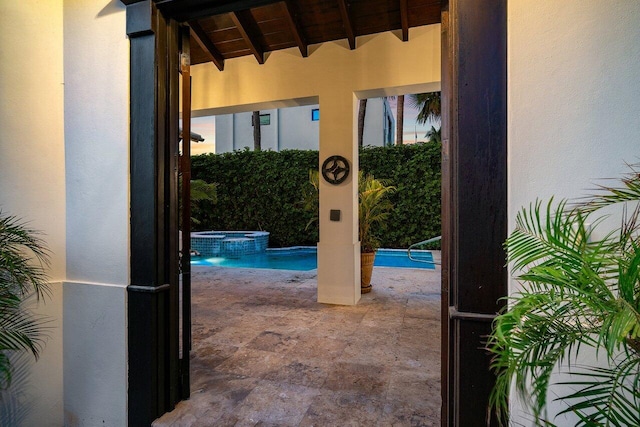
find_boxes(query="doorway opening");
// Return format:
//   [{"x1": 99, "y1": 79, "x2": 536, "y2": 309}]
[
  {"x1": 159, "y1": 81, "x2": 445, "y2": 425},
  {"x1": 126, "y1": 0, "x2": 508, "y2": 424}
]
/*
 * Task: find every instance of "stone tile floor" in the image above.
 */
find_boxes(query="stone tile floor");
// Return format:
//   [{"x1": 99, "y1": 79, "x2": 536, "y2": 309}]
[{"x1": 154, "y1": 263, "x2": 441, "y2": 427}]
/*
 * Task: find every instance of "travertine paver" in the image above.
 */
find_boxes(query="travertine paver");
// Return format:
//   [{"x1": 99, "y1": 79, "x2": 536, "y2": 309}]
[{"x1": 154, "y1": 262, "x2": 441, "y2": 427}]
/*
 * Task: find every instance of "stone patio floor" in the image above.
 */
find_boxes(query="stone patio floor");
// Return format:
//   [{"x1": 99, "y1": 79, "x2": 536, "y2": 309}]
[{"x1": 153, "y1": 262, "x2": 441, "y2": 426}]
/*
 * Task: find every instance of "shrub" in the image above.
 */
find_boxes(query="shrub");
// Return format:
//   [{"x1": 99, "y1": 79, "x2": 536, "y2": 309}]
[
  {"x1": 191, "y1": 149, "x2": 319, "y2": 247},
  {"x1": 191, "y1": 143, "x2": 441, "y2": 248}
]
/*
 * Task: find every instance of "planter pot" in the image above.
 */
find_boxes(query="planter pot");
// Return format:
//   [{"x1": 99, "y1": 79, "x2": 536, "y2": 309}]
[{"x1": 361, "y1": 251, "x2": 376, "y2": 294}]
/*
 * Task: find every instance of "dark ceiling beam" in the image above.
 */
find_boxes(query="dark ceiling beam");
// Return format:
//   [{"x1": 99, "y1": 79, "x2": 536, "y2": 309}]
[
  {"x1": 189, "y1": 20, "x2": 225, "y2": 71},
  {"x1": 230, "y1": 10, "x2": 265, "y2": 64},
  {"x1": 155, "y1": 0, "x2": 280, "y2": 22},
  {"x1": 400, "y1": 0, "x2": 409, "y2": 41},
  {"x1": 282, "y1": 0, "x2": 308, "y2": 57},
  {"x1": 337, "y1": 0, "x2": 356, "y2": 49}
]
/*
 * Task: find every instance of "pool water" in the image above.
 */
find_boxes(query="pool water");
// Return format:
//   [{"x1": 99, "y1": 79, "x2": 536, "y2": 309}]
[{"x1": 191, "y1": 247, "x2": 435, "y2": 271}]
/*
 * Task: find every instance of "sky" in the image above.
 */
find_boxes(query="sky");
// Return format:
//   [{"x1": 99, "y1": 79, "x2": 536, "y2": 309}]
[
  {"x1": 189, "y1": 116, "x2": 216, "y2": 155},
  {"x1": 387, "y1": 95, "x2": 439, "y2": 145}
]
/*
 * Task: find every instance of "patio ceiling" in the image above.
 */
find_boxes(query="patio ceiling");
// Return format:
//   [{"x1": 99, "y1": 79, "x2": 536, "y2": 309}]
[{"x1": 153, "y1": 0, "x2": 442, "y2": 70}]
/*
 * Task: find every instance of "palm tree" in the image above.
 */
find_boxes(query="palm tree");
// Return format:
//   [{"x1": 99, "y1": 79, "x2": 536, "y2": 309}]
[
  {"x1": 425, "y1": 126, "x2": 441, "y2": 144},
  {"x1": 357, "y1": 99, "x2": 367, "y2": 147},
  {"x1": 410, "y1": 92, "x2": 441, "y2": 125},
  {"x1": 252, "y1": 110, "x2": 261, "y2": 151},
  {"x1": 0, "y1": 212, "x2": 50, "y2": 390},
  {"x1": 302, "y1": 170, "x2": 320, "y2": 231},
  {"x1": 301, "y1": 170, "x2": 396, "y2": 253},
  {"x1": 358, "y1": 172, "x2": 396, "y2": 253},
  {"x1": 188, "y1": 179, "x2": 217, "y2": 226},
  {"x1": 396, "y1": 95, "x2": 404, "y2": 145},
  {"x1": 488, "y1": 165, "x2": 640, "y2": 425}
]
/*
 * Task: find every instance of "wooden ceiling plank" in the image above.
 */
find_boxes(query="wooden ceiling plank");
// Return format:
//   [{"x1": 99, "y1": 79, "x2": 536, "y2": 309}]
[
  {"x1": 156, "y1": 0, "x2": 280, "y2": 22},
  {"x1": 336, "y1": 0, "x2": 356, "y2": 49},
  {"x1": 189, "y1": 20, "x2": 225, "y2": 71},
  {"x1": 230, "y1": 10, "x2": 265, "y2": 64},
  {"x1": 282, "y1": 0, "x2": 308, "y2": 57},
  {"x1": 400, "y1": 0, "x2": 409, "y2": 41}
]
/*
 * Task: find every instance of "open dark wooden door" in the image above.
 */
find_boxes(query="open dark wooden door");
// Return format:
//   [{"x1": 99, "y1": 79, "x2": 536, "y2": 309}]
[
  {"x1": 440, "y1": 0, "x2": 508, "y2": 425},
  {"x1": 179, "y1": 26, "x2": 193, "y2": 400}
]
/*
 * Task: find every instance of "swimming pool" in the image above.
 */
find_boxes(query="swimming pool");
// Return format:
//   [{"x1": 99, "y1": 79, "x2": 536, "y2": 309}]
[{"x1": 191, "y1": 247, "x2": 435, "y2": 271}]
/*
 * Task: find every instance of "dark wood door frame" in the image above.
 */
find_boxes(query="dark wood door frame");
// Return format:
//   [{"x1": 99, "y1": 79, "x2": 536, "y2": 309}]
[
  {"x1": 125, "y1": 2, "x2": 184, "y2": 425},
  {"x1": 123, "y1": 0, "x2": 508, "y2": 425},
  {"x1": 440, "y1": 0, "x2": 508, "y2": 425}
]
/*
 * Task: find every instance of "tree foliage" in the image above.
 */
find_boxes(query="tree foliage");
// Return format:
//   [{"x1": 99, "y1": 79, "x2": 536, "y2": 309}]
[
  {"x1": 358, "y1": 172, "x2": 396, "y2": 252},
  {"x1": 191, "y1": 149, "x2": 319, "y2": 247},
  {"x1": 410, "y1": 91, "x2": 441, "y2": 125}
]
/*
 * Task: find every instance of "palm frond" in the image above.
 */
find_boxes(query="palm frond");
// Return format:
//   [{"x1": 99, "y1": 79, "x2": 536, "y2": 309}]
[
  {"x1": 189, "y1": 179, "x2": 218, "y2": 203},
  {"x1": 0, "y1": 307, "x2": 49, "y2": 357},
  {"x1": 358, "y1": 172, "x2": 396, "y2": 252},
  {"x1": 409, "y1": 92, "x2": 441, "y2": 125},
  {"x1": 0, "y1": 212, "x2": 51, "y2": 301},
  {"x1": 0, "y1": 351, "x2": 34, "y2": 425},
  {"x1": 301, "y1": 170, "x2": 320, "y2": 230},
  {"x1": 0, "y1": 211, "x2": 51, "y2": 390},
  {"x1": 555, "y1": 359, "x2": 640, "y2": 426},
  {"x1": 488, "y1": 164, "x2": 640, "y2": 425},
  {"x1": 579, "y1": 164, "x2": 640, "y2": 213}
]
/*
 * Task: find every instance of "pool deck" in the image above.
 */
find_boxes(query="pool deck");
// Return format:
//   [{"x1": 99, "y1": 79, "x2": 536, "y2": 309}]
[{"x1": 154, "y1": 259, "x2": 442, "y2": 426}]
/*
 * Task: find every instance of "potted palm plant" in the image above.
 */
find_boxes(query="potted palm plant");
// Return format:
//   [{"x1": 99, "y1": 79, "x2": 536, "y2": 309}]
[
  {"x1": 487, "y1": 165, "x2": 640, "y2": 426},
  {"x1": 0, "y1": 212, "x2": 50, "y2": 389},
  {"x1": 303, "y1": 170, "x2": 395, "y2": 293},
  {"x1": 358, "y1": 172, "x2": 395, "y2": 293}
]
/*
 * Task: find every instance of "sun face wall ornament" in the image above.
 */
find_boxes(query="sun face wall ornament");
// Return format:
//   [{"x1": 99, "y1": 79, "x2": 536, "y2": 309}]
[{"x1": 321, "y1": 155, "x2": 350, "y2": 185}]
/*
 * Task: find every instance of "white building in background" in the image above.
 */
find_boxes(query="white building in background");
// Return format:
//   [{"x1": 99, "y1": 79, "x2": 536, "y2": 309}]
[{"x1": 214, "y1": 98, "x2": 395, "y2": 153}]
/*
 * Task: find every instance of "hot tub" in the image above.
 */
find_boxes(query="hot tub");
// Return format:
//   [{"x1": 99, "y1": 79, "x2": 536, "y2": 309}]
[{"x1": 190, "y1": 231, "x2": 269, "y2": 257}]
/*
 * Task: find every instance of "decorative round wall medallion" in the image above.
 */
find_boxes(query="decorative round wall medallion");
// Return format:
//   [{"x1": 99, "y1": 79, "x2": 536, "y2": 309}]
[{"x1": 321, "y1": 155, "x2": 350, "y2": 185}]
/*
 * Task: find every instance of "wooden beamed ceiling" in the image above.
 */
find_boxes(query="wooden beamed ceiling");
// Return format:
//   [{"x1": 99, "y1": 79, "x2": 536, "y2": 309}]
[{"x1": 157, "y1": 0, "x2": 441, "y2": 71}]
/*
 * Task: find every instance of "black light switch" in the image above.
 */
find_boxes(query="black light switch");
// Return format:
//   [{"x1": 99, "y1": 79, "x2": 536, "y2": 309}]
[{"x1": 329, "y1": 209, "x2": 341, "y2": 221}]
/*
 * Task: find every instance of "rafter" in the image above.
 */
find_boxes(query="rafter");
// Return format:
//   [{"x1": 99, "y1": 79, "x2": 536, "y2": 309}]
[
  {"x1": 189, "y1": 21, "x2": 225, "y2": 71},
  {"x1": 336, "y1": 0, "x2": 356, "y2": 50},
  {"x1": 282, "y1": 0, "x2": 308, "y2": 57},
  {"x1": 400, "y1": 0, "x2": 409, "y2": 41},
  {"x1": 155, "y1": 0, "x2": 281, "y2": 22},
  {"x1": 230, "y1": 10, "x2": 265, "y2": 64}
]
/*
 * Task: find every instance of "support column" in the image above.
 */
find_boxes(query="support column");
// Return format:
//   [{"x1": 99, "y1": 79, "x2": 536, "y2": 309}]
[
  {"x1": 317, "y1": 93, "x2": 360, "y2": 305},
  {"x1": 125, "y1": 1, "x2": 182, "y2": 424},
  {"x1": 441, "y1": 0, "x2": 507, "y2": 425}
]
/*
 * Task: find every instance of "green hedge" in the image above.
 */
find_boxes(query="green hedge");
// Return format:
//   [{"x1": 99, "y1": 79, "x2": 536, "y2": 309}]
[
  {"x1": 360, "y1": 143, "x2": 441, "y2": 248},
  {"x1": 191, "y1": 143, "x2": 441, "y2": 248}
]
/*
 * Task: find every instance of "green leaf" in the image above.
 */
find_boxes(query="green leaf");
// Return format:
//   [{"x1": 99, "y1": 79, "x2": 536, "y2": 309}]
[{"x1": 487, "y1": 164, "x2": 640, "y2": 425}]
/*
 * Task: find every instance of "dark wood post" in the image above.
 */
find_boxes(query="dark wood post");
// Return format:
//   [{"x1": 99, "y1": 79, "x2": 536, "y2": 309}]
[
  {"x1": 124, "y1": 1, "x2": 182, "y2": 424},
  {"x1": 441, "y1": 0, "x2": 508, "y2": 425},
  {"x1": 179, "y1": 26, "x2": 192, "y2": 400}
]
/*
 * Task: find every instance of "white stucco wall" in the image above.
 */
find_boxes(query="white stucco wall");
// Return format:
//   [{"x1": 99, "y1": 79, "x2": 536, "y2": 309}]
[
  {"x1": 0, "y1": 1, "x2": 65, "y2": 425},
  {"x1": 214, "y1": 105, "x2": 322, "y2": 153},
  {"x1": 279, "y1": 104, "x2": 320, "y2": 150},
  {"x1": 508, "y1": 0, "x2": 640, "y2": 423},
  {"x1": 216, "y1": 111, "x2": 278, "y2": 152},
  {"x1": 63, "y1": 0, "x2": 129, "y2": 425},
  {"x1": 362, "y1": 98, "x2": 389, "y2": 147}
]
